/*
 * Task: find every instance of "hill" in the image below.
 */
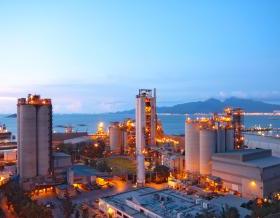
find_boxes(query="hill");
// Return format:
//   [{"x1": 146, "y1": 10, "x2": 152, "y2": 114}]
[{"x1": 115, "y1": 97, "x2": 280, "y2": 114}]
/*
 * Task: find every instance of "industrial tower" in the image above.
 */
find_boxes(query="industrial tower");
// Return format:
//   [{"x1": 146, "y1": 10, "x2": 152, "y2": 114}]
[{"x1": 135, "y1": 89, "x2": 157, "y2": 186}]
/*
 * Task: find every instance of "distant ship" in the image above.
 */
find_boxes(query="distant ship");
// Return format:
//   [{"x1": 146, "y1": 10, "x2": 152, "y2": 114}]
[{"x1": 0, "y1": 124, "x2": 13, "y2": 140}]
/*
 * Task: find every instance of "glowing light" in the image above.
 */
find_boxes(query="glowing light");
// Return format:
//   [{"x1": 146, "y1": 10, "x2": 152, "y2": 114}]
[
  {"x1": 250, "y1": 180, "x2": 257, "y2": 187},
  {"x1": 108, "y1": 207, "x2": 114, "y2": 215}
]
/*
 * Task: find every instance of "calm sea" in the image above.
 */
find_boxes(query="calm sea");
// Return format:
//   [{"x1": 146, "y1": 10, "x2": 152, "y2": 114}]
[{"x1": 0, "y1": 113, "x2": 280, "y2": 137}]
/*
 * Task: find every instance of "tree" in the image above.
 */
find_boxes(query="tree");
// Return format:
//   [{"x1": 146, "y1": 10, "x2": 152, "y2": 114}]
[
  {"x1": 153, "y1": 165, "x2": 170, "y2": 183},
  {"x1": 82, "y1": 208, "x2": 89, "y2": 218},
  {"x1": 221, "y1": 205, "x2": 240, "y2": 218},
  {"x1": 96, "y1": 160, "x2": 111, "y2": 172},
  {"x1": 2, "y1": 181, "x2": 52, "y2": 218},
  {"x1": 75, "y1": 210, "x2": 80, "y2": 218},
  {"x1": 60, "y1": 198, "x2": 76, "y2": 218}
]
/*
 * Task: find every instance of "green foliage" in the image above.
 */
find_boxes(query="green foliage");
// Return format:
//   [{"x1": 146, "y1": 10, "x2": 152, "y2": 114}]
[
  {"x1": 0, "y1": 208, "x2": 5, "y2": 218},
  {"x1": 81, "y1": 140, "x2": 106, "y2": 159},
  {"x1": 60, "y1": 198, "x2": 76, "y2": 218},
  {"x1": 106, "y1": 157, "x2": 136, "y2": 175},
  {"x1": 153, "y1": 165, "x2": 170, "y2": 183},
  {"x1": 251, "y1": 200, "x2": 280, "y2": 218},
  {"x1": 96, "y1": 160, "x2": 112, "y2": 172},
  {"x1": 82, "y1": 208, "x2": 89, "y2": 218},
  {"x1": 2, "y1": 181, "x2": 52, "y2": 218}
]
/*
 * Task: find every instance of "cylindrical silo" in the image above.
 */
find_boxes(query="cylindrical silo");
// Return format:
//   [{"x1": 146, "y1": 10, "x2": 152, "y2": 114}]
[
  {"x1": 199, "y1": 129, "x2": 216, "y2": 175},
  {"x1": 226, "y1": 129, "x2": 234, "y2": 151},
  {"x1": 217, "y1": 128, "x2": 226, "y2": 153},
  {"x1": 109, "y1": 122, "x2": 122, "y2": 153},
  {"x1": 122, "y1": 131, "x2": 128, "y2": 153},
  {"x1": 185, "y1": 122, "x2": 200, "y2": 173}
]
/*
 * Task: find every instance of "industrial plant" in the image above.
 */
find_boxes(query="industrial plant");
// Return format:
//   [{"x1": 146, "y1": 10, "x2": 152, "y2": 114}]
[{"x1": 0, "y1": 90, "x2": 280, "y2": 218}]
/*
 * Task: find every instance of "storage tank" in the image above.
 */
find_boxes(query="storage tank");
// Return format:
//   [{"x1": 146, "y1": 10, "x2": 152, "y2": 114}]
[
  {"x1": 226, "y1": 129, "x2": 234, "y2": 151},
  {"x1": 109, "y1": 122, "x2": 122, "y2": 154},
  {"x1": 185, "y1": 122, "x2": 200, "y2": 173},
  {"x1": 217, "y1": 128, "x2": 226, "y2": 153},
  {"x1": 199, "y1": 129, "x2": 216, "y2": 175},
  {"x1": 38, "y1": 105, "x2": 52, "y2": 176}
]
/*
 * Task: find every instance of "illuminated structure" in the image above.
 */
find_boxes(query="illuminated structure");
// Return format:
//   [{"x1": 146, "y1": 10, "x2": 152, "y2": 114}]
[
  {"x1": 185, "y1": 108, "x2": 244, "y2": 175},
  {"x1": 224, "y1": 107, "x2": 244, "y2": 149},
  {"x1": 90, "y1": 122, "x2": 108, "y2": 140},
  {"x1": 135, "y1": 89, "x2": 157, "y2": 186},
  {"x1": 17, "y1": 94, "x2": 52, "y2": 180}
]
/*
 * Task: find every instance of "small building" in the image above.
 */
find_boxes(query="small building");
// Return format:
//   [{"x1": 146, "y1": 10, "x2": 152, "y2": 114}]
[
  {"x1": 52, "y1": 132, "x2": 88, "y2": 147},
  {"x1": 53, "y1": 152, "x2": 72, "y2": 176},
  {"x1": 55, "y1": 184, "x2": 77, "y2": 199},
  {"x1": 67, "y1": 164, "x2": 109, "y2": 186},
  {"x1": 212, "y1": 149, "x2": 280, "y2": 199}
]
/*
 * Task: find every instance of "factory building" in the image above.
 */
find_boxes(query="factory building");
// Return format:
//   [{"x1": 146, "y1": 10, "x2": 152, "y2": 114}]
[
  {"x1": 212, "y1": 149, "x2": 280, "y2": 199},
  {"x1": 17, "y1": 94, "x2": 52, "y2": 181},
  {"x1": 135, "y1": 89, "x2": 157, "y2": 187}
]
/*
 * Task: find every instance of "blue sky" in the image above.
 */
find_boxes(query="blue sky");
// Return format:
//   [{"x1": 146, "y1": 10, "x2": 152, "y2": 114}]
[{"x1": 0, "y1": 1, "x2": 279, "y2": 113}]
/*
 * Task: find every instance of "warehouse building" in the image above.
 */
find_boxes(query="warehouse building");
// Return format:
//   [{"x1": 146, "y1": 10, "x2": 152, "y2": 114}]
[{"x1": 212, "y1": 149, "x2": 280, "y2": 199}]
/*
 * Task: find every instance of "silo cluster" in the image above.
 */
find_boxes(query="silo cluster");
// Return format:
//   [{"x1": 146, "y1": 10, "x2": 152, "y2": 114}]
[
  {"x1": 17, "y1": 94, "x2": 52, "y2": 180},
  {"x1": 185, "y1": 118, "x2": 235, "y2": 175}
]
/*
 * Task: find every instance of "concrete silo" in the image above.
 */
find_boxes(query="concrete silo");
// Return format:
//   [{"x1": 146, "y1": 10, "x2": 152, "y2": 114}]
[
  {"x1": 226, "y1": 129, "x2": 235, "y2": 151},
  {"x1": 185, "y1": 122, "x2": 200, "y2": 173},
  {"x1": 17, "y1": 95, "x2": 52, "y2": 181},
  {"x1": 217, "y1": 128, "x2": 226, "y2": 153},
  {"x1": 109, "y1": 122, "x2": 123, "y2": 154},
  {"x1": 199, "y1": 129, "x2": 217, "y2": 175}
]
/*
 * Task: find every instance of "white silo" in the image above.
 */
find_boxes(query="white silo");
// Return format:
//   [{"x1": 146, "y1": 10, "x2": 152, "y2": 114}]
[
  {"x1": 109, "y1": 122, "x2": 122, "y2": 154},
  {"x1": 199, "y1": 129, "x2": 216, "y2": 175},
  {"x1": 226, "y1": 129, "x2": 234, "y2": 151},
  {"x1": 217, "y1": 128, "x2": 226, "y2": 153},
  {"x1": 185, "y1": 122, "x2": 200, "y2": 173}
]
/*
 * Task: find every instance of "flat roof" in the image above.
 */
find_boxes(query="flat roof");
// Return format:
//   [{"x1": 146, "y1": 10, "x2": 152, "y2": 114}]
[
  {"x1": 245, "y1": 156, "x2": 280, "y2": 168},
  {"x1": 101, "y1": 188, "x2": 219, "y2": 217},
  {"x1": 70, "y1": 165, "x2": 108, "y2": 177},
  {"x1": 52, "y1": 132, "x2": 88, "y2": 141},
  {"x1": 212, "y1": 149, "x2": 280, "y2": 169}
]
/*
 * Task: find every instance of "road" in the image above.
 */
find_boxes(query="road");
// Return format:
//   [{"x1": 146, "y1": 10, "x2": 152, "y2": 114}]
[{"x1": 34, "y1": 178, "x2": 133, "y2": 218}]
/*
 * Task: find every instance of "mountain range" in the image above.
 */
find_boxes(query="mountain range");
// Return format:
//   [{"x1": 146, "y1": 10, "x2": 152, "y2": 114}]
[{"x1": 115, "y1": 97, "x2": 280, "y2": 114}]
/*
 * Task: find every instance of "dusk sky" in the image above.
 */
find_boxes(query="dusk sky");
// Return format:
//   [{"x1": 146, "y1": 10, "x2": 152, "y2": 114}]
[{"x1": 0, "y1": 1, "x2": 280, "y2": 113}]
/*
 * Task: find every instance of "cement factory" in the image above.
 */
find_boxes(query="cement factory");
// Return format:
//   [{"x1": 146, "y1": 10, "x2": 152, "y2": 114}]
[{"x1": 0, "y1": 91, "x2": 280, "y2": 217}]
